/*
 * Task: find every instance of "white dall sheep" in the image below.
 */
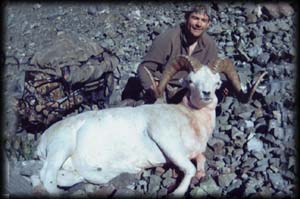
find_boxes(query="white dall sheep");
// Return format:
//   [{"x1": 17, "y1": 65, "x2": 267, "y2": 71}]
[{"x1": 35, "y1": 55, "x2": 267, "y2": 196}]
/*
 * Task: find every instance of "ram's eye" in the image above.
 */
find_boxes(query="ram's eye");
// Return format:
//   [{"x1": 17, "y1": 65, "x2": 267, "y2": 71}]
[{"x1": 188, "y1": 80, "x2": 193, "y2": 84}]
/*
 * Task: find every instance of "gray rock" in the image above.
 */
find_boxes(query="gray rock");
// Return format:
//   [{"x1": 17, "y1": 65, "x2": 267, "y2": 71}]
[
  {"x1": 147, "y1": 174, "x2": 162, "y2": 195},
  {"x1": 264, "y1": 22, "x2": 279, "y2": 33},
  {"x1": 66, "y1": 182, "x2": 85, "y2": 194},
  {"x1": 208, "y1": 138, "x2": 225, "y2": 154},
  {"x1": 244, "y1": 177, "x2": 263, "y2": 196},
  {"x1": 135, "y1": 179, "x2": 147, "y2": 193},
  {"x1": 70, "y1": 189, "x2": 87, "y2": 197},
  {"x1": 262, "y1": 4, "x2": 280, "y2": 19},
  {"x1": 219, "y1": 124, "x2": 232, "y2": 131},
  {"x1": 113, "y1": 187, "x2": 139, "y2": 198},
  {"x1": 190, "y1": 178, "x2": 221, "y2": 197},
  {"x1": 247, "y1": 137, "x2": 264, "y2": 152},
  {"x1": 268, "y1": 119, "x2": 279, "y2": 131},
  {"x1": 213, "y1": 132, "x2": 231, "y2": 143},
  {"x1": 269, "y1": 157, "x2": 280, "y2": 168},
  {"x1": 209, "y1": 160, "x2": 225, "y2": 170},
  {"x1": 157, "y1": 187, "x2": 168, "y2": 197},
  {"x1": 252, "y1": 99, "x2": 262, "y2": 109},
  {"x1": 210, "y1": 24, "x2": 224, "y2": 34},
  {"x1": 18, "y1": 160, "x2": 43, "y2": 177},
  {"x1": 221, "y1": 96, "x2": 234, "y2": 111},
  {"x1": 6, "y1": 167, "x2": 33, "y2": 195},
  {"x1": 162, "y1": 168, "x2": 173, "y2": 179},
  {"x1": 278, "y1": 20, "x2": 291, "y2": 31},
  {"x1": 278, "y1": 3, "x2": 294, "y2": 17},
  {"x1": 250, "y1": 151, "x2": 264, "y2": 160},
  {"x1": 246, "y1": 13, "x2": 257, "y2": 23},
  {"x1": 161, "y1": 168, "x2": 176, "y2": 189},
  {"x1": 108, "y1": 172, "x2": 138, "y2": 189},
  {"x1": 255, "y1": 52, "x2": 270, "y2": 66},
  {"x1": 218, "y1": 114, "x2": 230, "y2": 125},
  {"x1": 93, "y1": 184, "x2": 115, "y2": 197},
  {"x1": 162, "y1": 177, "x2": 176, "y2": 188},
  {"x1": 252, "y1": 36, "x2": 263, "y2": 47},
  {"x1": 281, "y1": 170, "x2": 295, "y2": 181},
  {"x1": 242, "y1": 120, "x2": 254, "y2": 129},
  {"x1": 263, "y1": 134, "x2": 277, "y2": 144},
  {"x1": 255, "y1": 185, "x2": 275, "y2": 197},
  {"x1": 273, "y1": 127, "x2": 284, "y2": 140},
  {"x1": 233, "y1": 103, "x2": 253, "y2": 117},
  {"x1": 84, "y1": 184, "x2": 99, "y2": 194},
  {"x1": 232, "y1": 128, "x2": 247, "y2": 148},
  {"x1": 141, "y1": 169, "x2": 152, "y2": 179},
  {"x1": 218, "y1": 173, "x2": 237, "y2": 187},
  {"x1": 242, "y1": 158, "x2": 256, "y2": 169},
  {"x1": 87, "y1": 7, "x2": 97, "y2": 16},
  {"x1": 288, "y1": 156, "x2": 295, "y2": 170},
  {"x1": 247, "y1": 46, "x2": 263, "y2": 58},
  {"x1": 268, "y1": 173, "x2": 285, "y2": 190},
  {"x1": 225, "y1": 46, "x2": 235, "y2": 56},
  {"x1": 254, "y1": 159, "x2": 269, "y2": 172},
  {"x1": 226, "y1": 179, "x2": 242, "y2": 193}
]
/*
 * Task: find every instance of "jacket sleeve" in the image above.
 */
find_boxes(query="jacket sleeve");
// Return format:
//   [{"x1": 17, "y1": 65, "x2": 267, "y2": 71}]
[
  {"x1": 137, "y1": 30, "x2": 173, "y2": 89},
  {"x1": 206, "y1": 36, "x2": 218, "y2": 64}
]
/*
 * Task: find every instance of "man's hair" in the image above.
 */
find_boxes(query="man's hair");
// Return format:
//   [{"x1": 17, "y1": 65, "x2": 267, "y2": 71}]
[{"x1": 184, "y1": 5, "x2": 211, "y2": 21}]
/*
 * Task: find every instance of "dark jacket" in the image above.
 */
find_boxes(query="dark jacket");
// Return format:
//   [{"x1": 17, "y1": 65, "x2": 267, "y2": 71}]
[{"x1": 137, "y1": 23, "x2": 218, "y2": 90}]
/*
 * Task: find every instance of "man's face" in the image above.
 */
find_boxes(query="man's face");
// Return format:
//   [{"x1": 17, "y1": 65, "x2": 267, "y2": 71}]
[{"x1": 186, "y1": 12, "x2": 210, "y2": 38}]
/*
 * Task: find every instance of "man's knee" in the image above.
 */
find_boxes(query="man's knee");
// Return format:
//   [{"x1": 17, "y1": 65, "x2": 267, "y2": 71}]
[{"x1": 121, "y1": 77, "x2": 143, "y2": 100}]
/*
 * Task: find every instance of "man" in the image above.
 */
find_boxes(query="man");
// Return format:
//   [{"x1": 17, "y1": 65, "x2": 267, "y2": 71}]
[{"x1": 121, "y1": 5, "x2": 218, "y2": 105}]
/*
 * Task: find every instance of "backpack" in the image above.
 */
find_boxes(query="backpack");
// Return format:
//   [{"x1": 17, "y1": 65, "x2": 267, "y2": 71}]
[{"x1": 17, "y1": 32, "x2": 120, "y2": 131}]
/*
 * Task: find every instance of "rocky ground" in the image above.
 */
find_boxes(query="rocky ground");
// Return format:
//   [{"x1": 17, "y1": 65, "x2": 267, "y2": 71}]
[{"x1": 2, "y1": 1, "x2": 298, "y2": 198}]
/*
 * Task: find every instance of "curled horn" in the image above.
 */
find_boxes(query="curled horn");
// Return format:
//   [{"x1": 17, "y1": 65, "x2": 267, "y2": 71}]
[
  {"x1": 209, "y1": 58, "x2": 267, "y2": 103},
  {"x1": 145, "y1": 55, "x2": 203, "y2": 99}
]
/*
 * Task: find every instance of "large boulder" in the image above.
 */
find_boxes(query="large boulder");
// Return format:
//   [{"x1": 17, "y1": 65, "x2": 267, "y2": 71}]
[{"x1": 16, "y1": 32, "x2": 120, "y2": 132}]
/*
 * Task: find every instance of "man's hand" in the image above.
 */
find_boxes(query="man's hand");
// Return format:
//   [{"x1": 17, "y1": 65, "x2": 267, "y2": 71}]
[
  {"x1": 208, "y1": 59, "x2": 221, "y2": 73},
  {"x1": 223, "y1": 87, "x2": 229, "y2": 96},
  {"x1": 150, "y1": 80, "x2": 159, "y2": 90}
]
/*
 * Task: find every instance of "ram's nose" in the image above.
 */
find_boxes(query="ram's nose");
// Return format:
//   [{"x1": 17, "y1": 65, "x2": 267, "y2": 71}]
[{"x1": 202, "y1": 91, "x2": 211, "y2": 97}]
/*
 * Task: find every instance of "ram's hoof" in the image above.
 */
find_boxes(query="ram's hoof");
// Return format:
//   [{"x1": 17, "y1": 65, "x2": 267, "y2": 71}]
[
  {"x1": 32, "y1": 185, "x2": 49, "y2": 196},
  {"x1": 195, "y1": 170, "x2": 205, "y2": 179}
]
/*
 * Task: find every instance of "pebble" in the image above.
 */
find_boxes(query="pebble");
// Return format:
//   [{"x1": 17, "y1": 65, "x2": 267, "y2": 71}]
[
  {"x1": 190, "y1": 178, "x2": 221, "y2": 197},
  {"x1": 247, "y1": 137, "x2": 264, "y2": 152},
  {"x1": 218, "y1": 173, "x2": 237, "y2": 187}
]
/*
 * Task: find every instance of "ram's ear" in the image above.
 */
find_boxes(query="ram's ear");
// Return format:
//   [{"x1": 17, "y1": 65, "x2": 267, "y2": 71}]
[{"x1": 179, "y1": 77, "x2": 190, "y2": 88}]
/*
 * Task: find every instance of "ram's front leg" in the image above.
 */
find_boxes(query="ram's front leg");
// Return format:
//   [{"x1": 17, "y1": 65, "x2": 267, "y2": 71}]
[
  {"x1": 195, "y1": 153, "x2": 206, "y2": 179},
  {"x1": 151, "y1": 135, "x2": 196, "y2": 196}
]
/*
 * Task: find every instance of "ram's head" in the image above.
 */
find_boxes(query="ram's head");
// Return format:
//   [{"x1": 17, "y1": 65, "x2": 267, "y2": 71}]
[
  {"x1": 185, "y1": 65, "x2": 221, "y2": 106},
  {"x1": 148, "y1": 55, "x2": 267, "y2": 104}
]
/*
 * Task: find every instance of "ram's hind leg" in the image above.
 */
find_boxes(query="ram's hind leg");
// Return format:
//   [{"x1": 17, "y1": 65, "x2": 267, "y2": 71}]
[
  {"x1": 71, "y1": 151, "x2": 118, "y2": 185},
  {"x1": 40, "y1": 146, "x2": 71, "y2": 194},
  {"x1": 57, "y1": 169, "x2": 84, "y2": 187}
]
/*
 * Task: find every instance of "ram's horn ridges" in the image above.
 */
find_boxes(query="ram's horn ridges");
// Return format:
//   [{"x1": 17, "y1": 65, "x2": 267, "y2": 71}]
[
  {"x1": 209, "y1": 58, "x2": 267, "y2": 103},
  {"x1": 154, "y1": 55, "x2": 203, "y2": 98}
]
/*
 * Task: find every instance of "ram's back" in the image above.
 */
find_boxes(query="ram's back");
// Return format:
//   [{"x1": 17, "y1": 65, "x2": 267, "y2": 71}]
[
  {"x1": 70, "y1": 104, "x2": 188, "y2": 171},
  {"x1": 37, "y1": 104, "x2": 193, "y2": 170}
]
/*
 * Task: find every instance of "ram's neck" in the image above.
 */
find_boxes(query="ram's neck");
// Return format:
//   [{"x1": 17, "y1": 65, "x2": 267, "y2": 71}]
[
  {"x1": 178, "y1": 95, "x2": 217, "y2": 136},
  {"x1": 180, "y1": 95, "x2": 218, "y2": 111}
]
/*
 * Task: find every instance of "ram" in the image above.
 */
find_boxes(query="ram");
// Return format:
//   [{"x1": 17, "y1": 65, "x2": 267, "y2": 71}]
[{"x1": 34, "y1": 55, "x2": 266, "y2": 196}]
